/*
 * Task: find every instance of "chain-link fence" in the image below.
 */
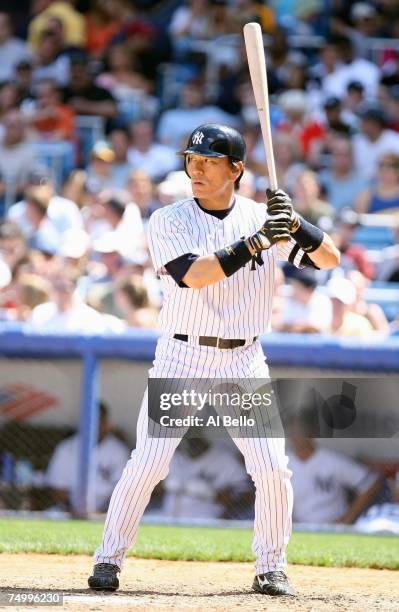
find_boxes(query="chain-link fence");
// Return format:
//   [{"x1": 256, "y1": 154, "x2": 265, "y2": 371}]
[
  {"x1": 0, "y1": 358, "x2": 80, "y2": 513},
  {"x1": 0, "y1": 329, "x2": 398, "y2": 523},
  {"x1": 0, "y1": 352, "x2": 257, "y2": 519}
]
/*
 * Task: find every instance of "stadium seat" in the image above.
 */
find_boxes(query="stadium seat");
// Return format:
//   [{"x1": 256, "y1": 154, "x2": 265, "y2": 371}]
[
  {"x1": 352, "y1": 225, "x2": 396, "y2": 250},
  {"x1": 31, "y1": 141, "x2": 75, "y2": 190},
  {"x1": 75, "y1": 115, "x2": 105, "y2": 168},
  {"x1": 364, "y1": 286, "x2": 399, "y2": 321}
]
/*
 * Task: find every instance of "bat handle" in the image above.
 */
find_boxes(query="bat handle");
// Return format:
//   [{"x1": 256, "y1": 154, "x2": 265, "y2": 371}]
[
  {"x1": 260, "y1": 117, "x2": 278, "y2": 192},
  {"x1": 267, "y1": 154, "x2": 278, "y2": 192},
  {"x1": 254, "y1": 88, "x2": 278, "y2": 191}
]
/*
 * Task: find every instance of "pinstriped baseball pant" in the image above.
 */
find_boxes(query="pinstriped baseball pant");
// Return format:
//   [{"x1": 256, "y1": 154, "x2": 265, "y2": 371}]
[{"x1": 93, "y1": 336, "x2": 293, "y2": 575}]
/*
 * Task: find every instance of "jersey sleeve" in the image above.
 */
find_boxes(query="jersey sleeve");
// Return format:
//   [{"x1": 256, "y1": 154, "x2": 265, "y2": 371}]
[
  {"x1": 332, "y1": 452, "x2": 378, "y2": 494},
  {"x1": 148, "y1": 208, "x2": 199, "y2": 275},
  {"x1": 165, "y1": 253, "x2": 199, "y2": 287},
  {"x1": 276, "y1": 237, "x2": 318, "y2": 269},
  {"x1": 45, "y1": 439, "x2": 74, "y2": 491}
]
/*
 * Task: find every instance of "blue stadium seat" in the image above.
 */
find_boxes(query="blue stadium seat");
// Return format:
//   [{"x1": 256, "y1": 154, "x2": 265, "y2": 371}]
[
  {"x1": 352, "y1": 226, "x2": 396, "y2": 250},
  {"x1": 30, "y1": 141, "x2": 75, "y2": 190},
  {"x1": 74, "y1": 116, "x2": 105, "y2": 168},
  {"x1": 370, "y1": 281, "x2": 399, "y2": 290},
  {"x1": 364, "y1": 286, "x2": 399, "y2": 322}
]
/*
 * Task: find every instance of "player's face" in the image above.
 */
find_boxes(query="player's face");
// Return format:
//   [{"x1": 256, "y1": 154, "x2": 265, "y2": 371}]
[{"x1": 186, "y1": 154, "x2": 241, "y2": 201}]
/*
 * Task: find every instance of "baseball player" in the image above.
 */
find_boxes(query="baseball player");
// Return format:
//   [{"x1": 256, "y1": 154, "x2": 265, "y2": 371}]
[{"x1": 88, "y1": 124, "x2": 340, "y2": 596}]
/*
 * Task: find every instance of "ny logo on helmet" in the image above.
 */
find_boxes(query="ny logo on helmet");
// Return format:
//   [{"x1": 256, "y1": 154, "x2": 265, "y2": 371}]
[{"x1": 191, "y1": 131, "x2": 204, "y2": 145}]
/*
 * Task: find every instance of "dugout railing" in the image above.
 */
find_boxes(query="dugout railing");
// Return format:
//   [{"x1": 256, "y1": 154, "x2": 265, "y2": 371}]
[{"x1": 0, "y1": 327, "x2": 398, "y2": 518}]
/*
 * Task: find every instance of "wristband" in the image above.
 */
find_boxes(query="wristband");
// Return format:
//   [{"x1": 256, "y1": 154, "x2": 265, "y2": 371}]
[
  {"x1": 215, "y1": 239, "x2": 253, "y2": 277},
  {"x1": 291, "y1": 216, "x2": 324, "y2": 252}
]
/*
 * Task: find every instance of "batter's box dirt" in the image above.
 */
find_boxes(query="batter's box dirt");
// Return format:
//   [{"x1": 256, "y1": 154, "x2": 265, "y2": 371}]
[{"x1": 1, "y1": 554, "x2": 398, "y2": 611}]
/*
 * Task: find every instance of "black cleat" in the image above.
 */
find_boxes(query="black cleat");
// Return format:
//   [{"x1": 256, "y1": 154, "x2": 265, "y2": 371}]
[
  {"x1": 252, "y1": 571, "x2": 296, "y2": 597},
  {"x1": 88, "y1": 563, "x2": 120, "y2": 591}
]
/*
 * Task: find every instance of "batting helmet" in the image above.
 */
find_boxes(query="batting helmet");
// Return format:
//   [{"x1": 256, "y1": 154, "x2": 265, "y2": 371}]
[{"x1": 178, "y1": 123, "x2": 246, "y2": 161}]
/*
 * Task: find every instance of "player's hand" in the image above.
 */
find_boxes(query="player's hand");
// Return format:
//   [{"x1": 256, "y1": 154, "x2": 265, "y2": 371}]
[
  {"x1": 266, "y1": 188, "x2": 300, "y2": 233},
  {"x1": 246, "y1": 213, "x2": 291, "y2": 253}
]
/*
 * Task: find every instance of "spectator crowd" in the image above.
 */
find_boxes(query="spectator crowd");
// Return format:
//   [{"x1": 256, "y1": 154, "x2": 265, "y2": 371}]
[
  {"x1": 1, "y1": 1, "x2": 399, "y2": 531},
  {"x1": 1, "y1": 1, "x2": 399, "y2": 338}
]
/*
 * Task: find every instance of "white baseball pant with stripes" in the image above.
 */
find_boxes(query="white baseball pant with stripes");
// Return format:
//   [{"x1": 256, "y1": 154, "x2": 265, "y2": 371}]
[{"x1": 94, "y1": 336, "x2": 293, "y2": 575}]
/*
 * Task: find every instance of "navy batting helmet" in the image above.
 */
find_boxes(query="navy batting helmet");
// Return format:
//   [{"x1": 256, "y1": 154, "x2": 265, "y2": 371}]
[
  {"x1": 178, "y1": 124, "x2": 246, "y2": 187},
  {"x1": 178, "y1": 123, "x2": 246, "y2": 161}
]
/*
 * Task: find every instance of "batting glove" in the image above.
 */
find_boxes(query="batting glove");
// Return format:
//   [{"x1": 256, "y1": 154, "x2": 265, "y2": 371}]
[
  {"x1": 266, "y1": 188, "x2": 300, "y2": 233},
  {"x1": 246, "y1": 213, "x2": 291, "y2": 253}
]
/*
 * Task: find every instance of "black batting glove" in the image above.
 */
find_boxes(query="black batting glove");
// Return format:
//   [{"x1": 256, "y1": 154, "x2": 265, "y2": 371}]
[
  {"x1": 246, "y1": 213, "x2": 291, "y2": 253},
  {"x1": 266, "y1": 188, "x2": 300, "y2": 233}
]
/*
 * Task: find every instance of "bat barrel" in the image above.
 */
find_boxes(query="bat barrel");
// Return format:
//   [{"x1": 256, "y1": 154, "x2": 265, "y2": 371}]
[{"x1": 243, "y1": 22, "x2": 278, "y2": 191}]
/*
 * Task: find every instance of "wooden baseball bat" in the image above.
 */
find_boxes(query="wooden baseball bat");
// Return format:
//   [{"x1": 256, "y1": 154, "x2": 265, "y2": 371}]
[{"x1": 243, "y1": 22, "x2": 278, "y2": 191}]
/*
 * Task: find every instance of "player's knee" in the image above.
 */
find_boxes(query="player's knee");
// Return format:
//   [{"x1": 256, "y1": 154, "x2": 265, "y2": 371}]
[
  {"x1": 123, "y1": 458, "x2": 171, "y2": 485},
  {"x1": 248, "y1": 464, "x2": 291, "y2": 487}
]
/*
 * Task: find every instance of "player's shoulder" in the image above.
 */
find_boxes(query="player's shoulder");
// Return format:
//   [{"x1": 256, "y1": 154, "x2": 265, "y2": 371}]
[
  {"x1": 314, "y1": 446, "x2": 351, "y2": 465},
  {"x1": 149, "y1": 198, "x2": 196, "y2": 227},
  {"x1": 100, "y1": 433, "x2": 129, "y2": 455},
  {"x1": 54, "y1": 433, "x2": 79, "y2": 455}
]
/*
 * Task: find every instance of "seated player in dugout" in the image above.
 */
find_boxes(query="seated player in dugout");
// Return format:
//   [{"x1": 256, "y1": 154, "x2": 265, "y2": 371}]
[
  {"x1": 89, "y1": 124, "x2": 340, "y2": 597},
  {"x1": 286, "y1": 410, "x2": 382, "y2": 525},
  {"x1": 46, "y1": 402, "x2": 130, "y2": 514}
]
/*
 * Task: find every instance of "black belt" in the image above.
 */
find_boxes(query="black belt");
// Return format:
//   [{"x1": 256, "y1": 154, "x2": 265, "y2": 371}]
[{"x1": 173, "y1": 334, "x2": 257, "y2": 349}]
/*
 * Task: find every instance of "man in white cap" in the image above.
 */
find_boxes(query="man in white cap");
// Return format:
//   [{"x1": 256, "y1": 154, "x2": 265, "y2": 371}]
[{"x1": 328, "y1": 276, "x2": 373, "y2": 338}]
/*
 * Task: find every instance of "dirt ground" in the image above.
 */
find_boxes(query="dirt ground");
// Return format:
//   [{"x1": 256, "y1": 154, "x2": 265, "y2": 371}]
[{"x1": 1, "y1": 554, "x2": 398, "y2": 612}]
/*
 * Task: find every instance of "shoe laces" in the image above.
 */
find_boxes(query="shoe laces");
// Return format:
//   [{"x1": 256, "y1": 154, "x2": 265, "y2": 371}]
[
  {"x1": 96, "y1": 563, "x2": 119, "y2": 574},
  {"x1": 263, "y1": 571, "x2": 287, "y2": 582}
]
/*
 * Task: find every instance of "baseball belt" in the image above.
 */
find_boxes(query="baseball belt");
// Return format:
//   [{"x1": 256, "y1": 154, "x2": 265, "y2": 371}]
[{"x1": 173, "y1": 334, "x2": 258, "y2": 349}]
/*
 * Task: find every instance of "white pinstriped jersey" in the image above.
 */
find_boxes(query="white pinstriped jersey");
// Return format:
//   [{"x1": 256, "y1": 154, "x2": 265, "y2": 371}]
[
  {"x1": 148, "y1": 195, "x2": 306, "y2": 337},
  {"x1": 94, "y1": 201, "x2": 296, "y2": 577}
]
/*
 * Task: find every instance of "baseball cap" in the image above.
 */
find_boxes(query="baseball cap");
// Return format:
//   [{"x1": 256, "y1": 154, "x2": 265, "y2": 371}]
[
  {"x1": 103, "y1": 194, "x2": 127, "y2": 218},
  {"x1": 287, "y1": 267, "x2": 318, "y2": 290},
  {"x1": 358, "y1": 103, "x2": 386, "y2": 125},
  {"x1": 91, "y1": 141, "x2": 115, "y2": 163},
  {"x1": 347, "y1": 80, "x2": 364, "y2": 93},
  {"x1": 327, "y1": 277, "x2": 356, "y2": 305},
  {"x1": 324, "y1": 96, "x2": 341, "y2": 109},
  {"x1": 279, "y1": 90, "x2": 308, "y2": 115},
  {"x1": 351, "y1": 2, "x2": 376, "y2": 20},
  {"x1": 59, "y1": 229, "x2": 91, "y2": 259},
  {"x1": 93, "y1": 232, "x2": 121, "y2": 254},
  {"x1": 16, "y1": 59, "x2": 32, "y2": 70},
  {"x1": 178, "y1": 124, "x2": 246, "y2": 162}
]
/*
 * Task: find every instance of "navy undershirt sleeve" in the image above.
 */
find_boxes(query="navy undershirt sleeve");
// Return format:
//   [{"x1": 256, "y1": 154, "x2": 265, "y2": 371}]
[{"x1": 165, "y1": 253, "x2": 199, "y2": 287}]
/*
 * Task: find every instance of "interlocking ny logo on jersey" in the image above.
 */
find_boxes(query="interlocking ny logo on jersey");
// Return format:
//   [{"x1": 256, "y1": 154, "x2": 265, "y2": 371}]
[{"x1": 192, "y1": 131, "x2": 204, "y2": 145}]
